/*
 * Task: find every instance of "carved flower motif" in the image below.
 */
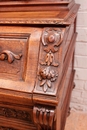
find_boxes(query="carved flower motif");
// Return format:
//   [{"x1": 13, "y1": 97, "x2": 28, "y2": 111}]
[{"x1": 38, "y1": 67, "x2": 58, "y2": 92}]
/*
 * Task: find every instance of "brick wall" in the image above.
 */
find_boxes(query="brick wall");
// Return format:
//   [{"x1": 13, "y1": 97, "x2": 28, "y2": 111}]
[{"x1": 70, "y1": 0, "x2": 87, "y2": 112}]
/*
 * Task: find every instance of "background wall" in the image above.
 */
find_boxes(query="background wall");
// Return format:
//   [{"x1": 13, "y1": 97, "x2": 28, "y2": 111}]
[{"x1": 70, "y1": 0, "x2": 87, "y2": 112}]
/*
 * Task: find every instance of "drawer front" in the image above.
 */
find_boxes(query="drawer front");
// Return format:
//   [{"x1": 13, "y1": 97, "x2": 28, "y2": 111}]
[
  {"x1": 0, "y1": 34, "x2": 29, "y2": 81},
  {"x1": 0, "y1": 104, "x2": 36, "y2": 130},
  {"x1": 0, "y1": 26, "x2": 41, "y2": 94}
]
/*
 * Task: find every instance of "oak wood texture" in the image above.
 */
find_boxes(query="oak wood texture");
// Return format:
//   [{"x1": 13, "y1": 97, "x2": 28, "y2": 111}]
[{"x1": 0, "y1": 0, "x2": 79, "y2": 130}]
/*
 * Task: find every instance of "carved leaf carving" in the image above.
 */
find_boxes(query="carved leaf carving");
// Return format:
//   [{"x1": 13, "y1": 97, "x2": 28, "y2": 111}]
[
  {"x1": 0, "y1": 50, "x2": 22, "y2": 63},
  {"x1": 47, "y1": 80, "x2": 51, "y2": 88},
  {"x1": 40, "y1": 80, "x2": 46, "y2": 86},
  {"x1": 40, "y1": 51, "x2": 59, "y2": 67},
  {"x1": 43, "y1": 83, "x2": 48, "y2": 92}
]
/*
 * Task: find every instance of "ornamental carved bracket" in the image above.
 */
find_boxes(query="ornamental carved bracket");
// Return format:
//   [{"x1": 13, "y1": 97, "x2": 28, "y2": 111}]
[
  {"x1": 41, "y1": 28, "x2": 64, "y2": 53},
  {"x1": 37, "y1": 28, "x2": 65, "y2": 92},
  {"x1": 33, "y1": 105, "x2": 55, "y2": 130},
  {"x1": 0, "y1": 50, "x2": 22, "y2": 63}
]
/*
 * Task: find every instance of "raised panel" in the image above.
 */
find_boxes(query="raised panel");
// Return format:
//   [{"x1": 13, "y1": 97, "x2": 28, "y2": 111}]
[
  {"x1": 0, "y1": 27, "x2": 42, "y2": 95},
  {"x1": 0, "y1": 34, "x2": 29, "y2": 81}
]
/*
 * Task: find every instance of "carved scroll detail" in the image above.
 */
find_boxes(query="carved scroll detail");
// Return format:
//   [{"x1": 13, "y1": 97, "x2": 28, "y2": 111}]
[
  {"x1": 33, "y1": 105, "x2": 55, "y2": 130},
  {"x1": 0, "y1": 50, "x2": 22, "y2": 63},
  {"x1": 38, "y1": 28, "x2": 65, "y2": 92}
]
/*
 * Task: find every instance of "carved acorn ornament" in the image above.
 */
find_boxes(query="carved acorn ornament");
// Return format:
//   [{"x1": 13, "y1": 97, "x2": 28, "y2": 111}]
[{"x1": 0, "y1": 50, "x2": 22, "y2": 63}]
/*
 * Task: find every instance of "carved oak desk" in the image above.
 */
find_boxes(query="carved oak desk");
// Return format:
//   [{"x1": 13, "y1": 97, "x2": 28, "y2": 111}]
[{"x1": 0, "y1": 0, "x2": 79, "y2": 130}]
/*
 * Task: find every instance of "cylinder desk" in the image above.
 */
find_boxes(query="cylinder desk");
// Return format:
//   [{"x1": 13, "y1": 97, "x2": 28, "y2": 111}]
[{"x1": 0, "y1": 0, "x2": 80, "y2": 130}]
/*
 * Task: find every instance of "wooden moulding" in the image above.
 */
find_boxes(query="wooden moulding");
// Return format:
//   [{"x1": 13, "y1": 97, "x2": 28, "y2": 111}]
[
  {"x1": 0, "y1": 4, "x2": 80, "y2": 26},
  {"x1": 0, "y1": 0, "x2": 74, "y2": 7}
]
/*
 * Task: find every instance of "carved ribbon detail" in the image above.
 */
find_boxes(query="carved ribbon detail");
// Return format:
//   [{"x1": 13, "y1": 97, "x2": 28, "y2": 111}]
[
  {"x1": 38, "y1": 28, "x2": 65, "y2": 92},
  {"x1": 33, "y1": 105, "x2": 55, "y2": 130},
  {"x1": 0, "y1": 50, "x2": 22, "y2": 63}
]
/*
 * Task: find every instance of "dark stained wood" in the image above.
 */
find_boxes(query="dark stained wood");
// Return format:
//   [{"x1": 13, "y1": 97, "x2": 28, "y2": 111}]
[{"x1": 0, "y1": 0, "x2": 80, "y2": 130}]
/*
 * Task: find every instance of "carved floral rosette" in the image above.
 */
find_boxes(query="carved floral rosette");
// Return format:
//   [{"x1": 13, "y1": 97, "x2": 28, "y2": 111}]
[{"x1": 38, "y1": 28, "x2": 65, "y2": 92}]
